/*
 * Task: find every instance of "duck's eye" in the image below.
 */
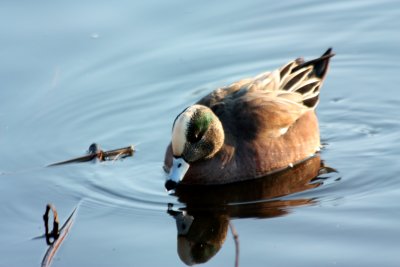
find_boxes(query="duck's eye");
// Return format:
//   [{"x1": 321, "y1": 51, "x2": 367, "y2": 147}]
[
  {"x1": 187, "y1": 112, "x2": 211, "y2": 143},
  {"x1": 194, "y1": 133, "x2": 203, "y2": 142},
  {"x1": 188, "y1": 131, "x2": 203, "y2": 143},
  {"x1": 187, "y1": 124, "x2": 205, "y2": 143}
]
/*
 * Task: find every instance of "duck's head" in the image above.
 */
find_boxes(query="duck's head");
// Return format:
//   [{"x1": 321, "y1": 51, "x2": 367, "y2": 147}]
[{"x1": 165, "y1": 104, "x2": 224, "y2": 190}]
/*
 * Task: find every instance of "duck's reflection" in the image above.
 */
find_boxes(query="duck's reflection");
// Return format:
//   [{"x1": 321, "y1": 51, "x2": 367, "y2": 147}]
[
  {"x1": 167, "y1": 155, "x2": 336, "y2": 265},
  {"x1": 168, "y1": 208, "x2": 229, "y2": 265}
]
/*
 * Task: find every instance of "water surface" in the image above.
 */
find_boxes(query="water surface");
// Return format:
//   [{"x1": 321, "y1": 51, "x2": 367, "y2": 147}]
[{"x1": 1, "y1": 0, "x2": 400, "y2": 266}]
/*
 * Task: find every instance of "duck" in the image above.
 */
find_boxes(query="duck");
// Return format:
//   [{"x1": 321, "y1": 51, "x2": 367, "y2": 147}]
[{"x1": 164, "y1": 48, "x2": 334, "y2": 190}]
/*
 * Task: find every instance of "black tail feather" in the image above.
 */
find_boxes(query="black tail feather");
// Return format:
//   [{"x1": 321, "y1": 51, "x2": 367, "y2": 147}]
[{"x1": 293, "y1": 48, "x2": 334, "y2": 80}]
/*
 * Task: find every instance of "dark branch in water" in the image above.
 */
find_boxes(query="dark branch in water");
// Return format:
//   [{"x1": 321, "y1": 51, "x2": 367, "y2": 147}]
[
  {"x1": 47, "y1": 143, "x2": 135, "y2": 167},
  {"x1": 42, "y1": 204, "x2": 77, "y2": 267},
  {"x1": 229, "y1": 221, "x2": 240, "y2": 267}
]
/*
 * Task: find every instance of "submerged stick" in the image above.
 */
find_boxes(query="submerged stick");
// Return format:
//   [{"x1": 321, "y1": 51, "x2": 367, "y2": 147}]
[
  {"x1": 229, "y1": 221, "x2": 240, "y2": 267},
  {"x1": 47, "y1": 143, "x2": 135, "y2": 167},
  {"x1": 42, "y1": 204, "x2": 77, "y2": 267}
]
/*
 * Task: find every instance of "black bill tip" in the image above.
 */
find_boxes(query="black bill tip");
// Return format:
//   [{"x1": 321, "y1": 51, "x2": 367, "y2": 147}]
[{"x1": 165, "y1": 180, "x2": 178, "y2": 191}]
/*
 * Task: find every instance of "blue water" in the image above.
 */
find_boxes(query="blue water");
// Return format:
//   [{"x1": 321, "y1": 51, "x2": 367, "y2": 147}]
[{"x1": 1, "y1": 0, "x2": 400, "y2": 266}]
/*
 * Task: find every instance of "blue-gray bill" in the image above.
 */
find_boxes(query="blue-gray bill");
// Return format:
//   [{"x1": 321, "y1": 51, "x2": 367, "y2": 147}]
[{"x1": 165, "y1": 157, "x2": 190, "y2": 190}]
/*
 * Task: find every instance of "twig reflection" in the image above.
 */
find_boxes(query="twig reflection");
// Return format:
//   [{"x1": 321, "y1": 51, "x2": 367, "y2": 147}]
[
  {"x1": 41, "y1": 204, "x2": 77, "y2": 267},
  {"x1": 229, "y1": 222, "x2": 239, "y2": 267}
]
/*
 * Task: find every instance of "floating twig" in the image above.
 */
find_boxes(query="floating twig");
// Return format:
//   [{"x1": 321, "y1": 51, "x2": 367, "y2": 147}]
[
  {"x1": 111, "y1": 151, "x2": 126, "y2": 163},
  {"x1": 229, "y1": 221, "x2": 240, "y2": 267},
  {"x1": 42, "y1": 204, "x2": 77, "y2": 267},
  {"x1": 47, "y1": 143, "x2": 135, "y2": 167}
]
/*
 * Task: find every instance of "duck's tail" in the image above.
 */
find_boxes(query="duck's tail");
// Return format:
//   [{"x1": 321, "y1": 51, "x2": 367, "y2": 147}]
[{"x1": 278, "y1": 48, "x2": 334, "y2": 109}]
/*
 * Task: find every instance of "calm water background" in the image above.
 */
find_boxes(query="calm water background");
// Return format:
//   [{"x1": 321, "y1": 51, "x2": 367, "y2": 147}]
[{"x1": 1, "y1": 1, "x2": 400, "y2": 266}]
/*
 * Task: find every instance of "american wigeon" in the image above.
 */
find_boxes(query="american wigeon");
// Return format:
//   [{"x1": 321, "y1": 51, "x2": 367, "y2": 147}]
[{"x1": 164, "y1": 48, "x2": 334, "y2": 190}]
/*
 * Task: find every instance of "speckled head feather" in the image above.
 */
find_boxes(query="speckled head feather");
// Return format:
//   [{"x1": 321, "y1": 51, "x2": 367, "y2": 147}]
[{"x1": 171, "y1": 104, "x2": 224, "y2": 163}]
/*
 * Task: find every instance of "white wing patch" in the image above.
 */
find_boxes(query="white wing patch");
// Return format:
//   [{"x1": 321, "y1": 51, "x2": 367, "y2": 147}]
[{"x1": 279, "y1": 127, "x2": 289, "y2": 135}]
